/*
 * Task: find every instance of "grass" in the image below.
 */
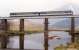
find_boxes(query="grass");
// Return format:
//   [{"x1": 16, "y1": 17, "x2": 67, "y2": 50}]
[{"x1": 6, "y1": 29, "x2": 44, "y2": 35}]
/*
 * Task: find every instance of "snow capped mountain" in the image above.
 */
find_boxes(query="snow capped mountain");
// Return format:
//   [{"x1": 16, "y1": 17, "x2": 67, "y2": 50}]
[{"x1": 50, "y1": 18, "x2": 79, "y2": 30}]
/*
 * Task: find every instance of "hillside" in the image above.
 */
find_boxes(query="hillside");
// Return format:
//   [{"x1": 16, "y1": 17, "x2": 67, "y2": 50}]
[{"x1": 8, "y1": 19, "x2": 44, "y2": 32}]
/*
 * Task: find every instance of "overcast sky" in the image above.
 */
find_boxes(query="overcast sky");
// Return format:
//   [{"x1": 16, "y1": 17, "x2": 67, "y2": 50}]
[{"x1": 0, "y1": 0, "x2": 79, "y2": 17}]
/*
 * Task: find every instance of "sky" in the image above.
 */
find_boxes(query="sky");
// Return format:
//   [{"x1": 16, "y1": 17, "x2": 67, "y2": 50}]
[{"x1": 0, "y1": 0, "x2": 79, "y2": 17}]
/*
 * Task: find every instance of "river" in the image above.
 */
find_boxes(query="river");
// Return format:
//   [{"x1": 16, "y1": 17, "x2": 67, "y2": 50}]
[{"x1": 7, "y1": 31, "x2": 71, "y2": 50}]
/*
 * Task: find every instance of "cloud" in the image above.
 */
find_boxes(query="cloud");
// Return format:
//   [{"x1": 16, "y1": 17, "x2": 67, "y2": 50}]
[
  {"x1": 0, "y1": 0, "x2": 66, "y2": 16},
  {"x1": 65, "y1": 0, "x2": 79, "y2": 5},
  {"x1": 0, "y1": 0, "x2": 79, "y2": 16}
]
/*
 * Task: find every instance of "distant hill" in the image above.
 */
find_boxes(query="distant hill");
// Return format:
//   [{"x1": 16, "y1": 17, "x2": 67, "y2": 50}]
[
  {"x1": 50, "y1": 18, "x2": 79, "y2": 31},
  {"x1": 8, "y1": 19, "x2": 44, "y2": 32}
]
